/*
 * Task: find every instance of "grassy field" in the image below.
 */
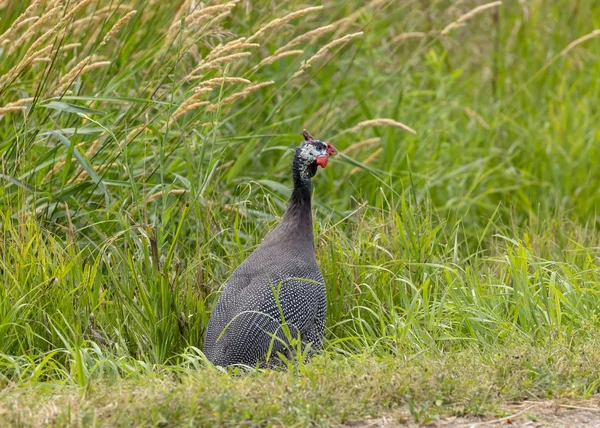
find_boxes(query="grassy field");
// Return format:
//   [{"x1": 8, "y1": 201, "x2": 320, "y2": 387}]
[{"x1": 1, "y1": 0, "x2": 600, "y2": 425}]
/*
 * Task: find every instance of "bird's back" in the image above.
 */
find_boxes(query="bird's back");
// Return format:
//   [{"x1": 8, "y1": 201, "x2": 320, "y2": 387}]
[{"x1": 203, "y1": 232, "x2": 327, "y2": 367}]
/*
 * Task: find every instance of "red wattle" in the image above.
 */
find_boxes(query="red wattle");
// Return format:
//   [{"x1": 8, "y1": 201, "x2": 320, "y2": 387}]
[{"x1": 316, "y1": 155, "x2": 328, "y2": 168}]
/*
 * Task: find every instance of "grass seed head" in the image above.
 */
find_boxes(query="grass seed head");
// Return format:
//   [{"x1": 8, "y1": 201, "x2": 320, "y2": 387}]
[
  {"x1": 560, "y1": 29, "x2": 600, "y2": 57},
  {"x1": 100, "y1": 10, "x2": 137, "y2": 47},
  {"x1": 55, "y1": 56, "x2": 110, "y2": 94},
  {"x1": 440, "y1": 1, "x2": 502, "y2": 35},
  {"x1": 350, "y1": 148, "x2": 382, "y2": 174},
  {"x1": 274, "y1": 24, "x2": 336, "y2": 55},
  {"x1": 259, "y1": 49, "x2": 304, "y2": 66},
  {"x1": 346, "y1": 118, "x2": 416, "y2": 135},
  {"x1": 0, "y1": 0, "x2": 42, "y2": 44},
  {"x1": 7, "y1": 5, "x2": 62, "y2": 55},
  {"x1": 193, "y1": 77, "x2": 251, "y2": 89},
  {"x1": 247, "y1": 6, "x2": 323, "y2": 42},
  {"x1": 184, "y1": 52, "x2": 253, "y2": 80},
  {"x1": 344, "y1": 138, "x2": 381, "y2": 153},
  {"x1": 205, "y1": 81, "x2": 274, "y2": 112},
  {"x1": 293, "y1": 32, "x2": 363, "y2": 78}
]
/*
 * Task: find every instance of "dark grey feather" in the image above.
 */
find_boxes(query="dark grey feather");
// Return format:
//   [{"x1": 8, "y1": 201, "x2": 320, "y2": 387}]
[{"x1": 203, "y1": 131, "x2": 333, "y2": 367}]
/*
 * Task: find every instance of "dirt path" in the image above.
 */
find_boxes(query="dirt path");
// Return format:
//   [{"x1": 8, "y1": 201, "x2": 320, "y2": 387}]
[{"x1": 342, "y1": 399, "x2": 600, "y2": 427}]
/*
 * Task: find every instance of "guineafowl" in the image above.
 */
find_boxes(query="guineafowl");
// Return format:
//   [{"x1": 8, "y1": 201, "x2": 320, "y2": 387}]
[{"x1": 203, "y1": 129, "x2": 337, "y2": 367}]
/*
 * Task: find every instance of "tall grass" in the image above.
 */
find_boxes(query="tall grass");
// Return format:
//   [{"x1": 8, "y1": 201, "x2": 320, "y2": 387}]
[{"x1": 1, "y1": 0, "x2": 600, "y2": 386}]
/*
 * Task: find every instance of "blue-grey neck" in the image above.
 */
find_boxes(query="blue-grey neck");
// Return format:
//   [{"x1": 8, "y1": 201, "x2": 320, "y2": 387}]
[{"x1": 274, "y1": 148, "x2": 316, "y2": 248}]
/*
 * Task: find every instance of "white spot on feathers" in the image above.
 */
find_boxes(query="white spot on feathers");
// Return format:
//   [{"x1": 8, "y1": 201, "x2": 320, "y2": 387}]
[{"x1": 297, "y1": 143, "x2": 327, "y2": 177}]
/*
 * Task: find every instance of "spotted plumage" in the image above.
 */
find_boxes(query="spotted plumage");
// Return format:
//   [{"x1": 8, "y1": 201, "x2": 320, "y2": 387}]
[{"x1": 203, "y1": 130, "x2": 337, "y2": 367}]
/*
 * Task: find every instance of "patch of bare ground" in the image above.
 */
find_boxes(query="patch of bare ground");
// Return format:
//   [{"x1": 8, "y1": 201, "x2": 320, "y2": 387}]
[{"x1": 340, "y1": 399, "x2": 600, "y2": 427}]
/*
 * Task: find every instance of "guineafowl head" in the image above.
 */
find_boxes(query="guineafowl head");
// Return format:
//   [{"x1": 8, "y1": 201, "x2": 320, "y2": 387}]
[{"x1": 294, "y1": 129, "x2": 338, "y2": 179}]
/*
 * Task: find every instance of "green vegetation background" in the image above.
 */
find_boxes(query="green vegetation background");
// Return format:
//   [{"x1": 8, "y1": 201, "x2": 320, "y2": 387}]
[{"x1": 1, "y1": 0, "x2": 600, "y2": 424}]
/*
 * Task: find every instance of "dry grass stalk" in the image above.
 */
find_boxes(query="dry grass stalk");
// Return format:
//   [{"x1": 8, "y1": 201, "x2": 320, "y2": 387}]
[
  {"x1": 205, "y1": 81, "x2": 274, "y2": 112},
  {"x1": 11, "y1": 97, "x2": 35, "y2": 106},
  {"x1": 185, "y1": 11, "x2": 214, "y2": 28},
  {"x1": 169, "y1": 2, "x2": 226, "y2": 32},
  {"x1": 217, "y1": 160, "x2": 234, "y2": 170},
  {"x1": 68, "y1": 163, "x2": 111, "y2": 185},
  {"x1": 456, "y1": 103, "x2": 490, "y2": 129},
  {"x1": 205, "y1": 41, "x2": 259, "y2": 62},
  {"x1": 169, "y1": 0, "x2": 235, "y2": 30},
  {"x1": 522, "y1": 28, "x2": 600, "y2": 86},
  {"x1": 9, "y1": 0, "x2": 92, "y2": 68},
  {"x1": 206, "y1": 36, "x2": 247, "y2": 57},
  {"x1": 211, "y1": 10, "x2": 234, "y2": 24},
  {"x1": 147, "y1": 189, "x2": 187, "y2": 203},
  {"x1": 71, "y1": 15, "x2": 101, "y2": 30},
  {"x1": 11, "y1": 0, "x2": 42, "y2": 27},
  {"x1": 169, "y1": 0, "x2": 191, "y2": 28},
  {"x1": 332, "y1": 0, "x2": 386, "y2": 34},
  {"x1": 350, "y1": 148, "x2": 382, "y2": 174},
  {"x1": 45, "y1": 135, "x2": 104, "y2": 182},
  {"x1": 274, "y1": 24, "x2": 336, "y2": 55},
  {"x1": 0, "y1": 44, "x2": 54, "y2": 86},
  {"x1": 391, "y1": 32, "x2": 427, "y2": 43},
  {"x1": 30, "y1": 44, "x2": 54, "y2": 58},
  {"x1": 13, "y1": 16, "x2": 41, "y2": 32},
  {"x1": 193, "y1": 77, "x2": 251, "y2": 90},
  {"x1": 441, "y1": 100, "x2": 490, "y2": 129},
  {"x1": 344, "y1": 137, "x2": 381, "y2": 153},
  {"x1": 43, "y1": 135, "x2": 103, "y2": 182},
  {"x1": 12, "y1": 41, "x2": 80, "y2": 71},
  {"x1": 95, "y1": 4, "x2": 134, "y2": 15},
  {"x1": 85, "y1": 137, "x2": 103, "y2": 157},
  {"x1": 247, "y1": 6, "x2": 323, "y2": 42},
  {"x1": 0, "y1": 0, "x2": 42, "y2": 43},
  {"x1": 55, "y1": 55, "x2": 93, "y2": 87},
  {"x1": 177, "y1": 3, "x2": 235, "y2": 30},
  {"x1": 560, "y1": 29, "x2": 600, "y2": 57},
  {"x1": 346, "y1": 118, "x2": 416, "y2": 135},
  {"x1": 440, "y1": 1, "x2": 502, "y2": 35},
  {"x1": 61, "y1": 43, "x2": 82, "y2": 50},
  {"x1": 124, "y1": 126, "x2": 148, "y2": 147},
  {"x1": 34, "y1": 42, "x2": 80, "y2": 59},
  {"x1": 57, "y1": 0, "x2": 94, "y2": 27},
  {"x1": 43, "y1": 157, "x2": 75, "y2": 181},
  {"x1": 180, "y1": 101, "x2": 209, "y2": 113},
  {"x1": 171, "y1": 101, "x2": 210, "y2": 120},
  {"x1": 0, "y1": 105, "x2": 26, "y2": 115},
  {"x1": 166, "y1": 1, "x2": 237, "y2": 43},
  {"x1": 0, "y1": 96, "x2": 35, "y2": 115},
  {"x1": 20, "y1": 0, "x2": 92, "y2": 56},
  {"x1": 184, "y1": 52, "x2": 252, "y2": 80},
  {"x1": 259, "y1": 49, "x2": 303, "y2": 66},
  {"x1": 166, "y1": 99, "x2": 210, "y2": 129},
  {"x1": 293, "y1": 32, "x2": 363, "y2": 78},
  {"x1": 55, "y1": 56, "x2": 111, "y2": 94},
  {"x1": 100, "y1": 10, "x2": 137, "y2": 47},
  {"x1": 170, "y1": 88, "x2": 214, "y2": 121},
  {"x1": 8, "y1": 6, "x2": 62, "y2": 54}
]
